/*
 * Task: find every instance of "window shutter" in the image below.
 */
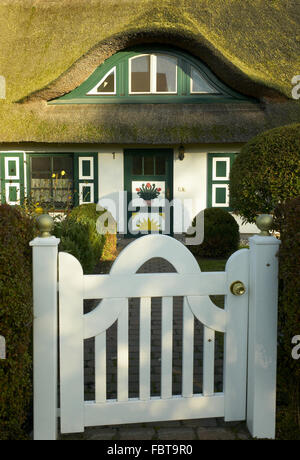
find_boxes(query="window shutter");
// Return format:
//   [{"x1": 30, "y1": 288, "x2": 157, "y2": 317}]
[
  {"x1": 0, "y1": 153, "x2": 25, "y2": 205},
  {"x1": 73, "y1": 153, "x2": 98, "y2": 206},
  {"x1": 207, "y1": 153, "x2": 237, "y2": 209}
]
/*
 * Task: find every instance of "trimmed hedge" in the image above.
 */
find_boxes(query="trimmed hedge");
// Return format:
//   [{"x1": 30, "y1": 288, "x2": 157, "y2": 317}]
[
  {"x1": 0, "y1": 205, "x2": 35, "y2": 439},
  {"x1": 53, "y1": 218, "x2": 97, "y2": 274},
  {"x1": 229, "y1": 123, "x2": 300, "y2": 224},
  {"x1": 187, "y1": 208, "x2": 240, "y2": 258},
  {"x1": 275, "y1": 197, "x2": 300, "y2": 439},
  {"x1": 54, "y1": 204, "x2": 117, "y2": 272}
]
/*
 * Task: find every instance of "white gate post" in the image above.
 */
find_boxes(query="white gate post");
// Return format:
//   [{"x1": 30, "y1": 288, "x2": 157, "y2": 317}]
[
  {"x1": 30, "y1": 215, "x2": 60, "y2": 440},
  {"x1": 247, "y1": 215, "x2": 281, "y2": 439}
]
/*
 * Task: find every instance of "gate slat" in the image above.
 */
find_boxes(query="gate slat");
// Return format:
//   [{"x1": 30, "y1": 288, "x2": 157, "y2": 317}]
[
  {"x1": 203, "y1": 327, "x2": 215, "y2": 396},
  {"x1": 161, "y1": 297, "x2": 173, "y2": 399},
  {"x1": 59, "y1": 252, "x2": 84, "y2": 434},
  {"x1": 95, "y1": 332, "x2": 106, "y2": 403},
  {"x1": 139, "y1": 297, "x2": 151, "y2": 401},
  {"x1": 182, "y1": 297, "x2": 194, "y2": 397},
  {"x1": 117, "y1": 301, "x2": 129, "y2": 402}
]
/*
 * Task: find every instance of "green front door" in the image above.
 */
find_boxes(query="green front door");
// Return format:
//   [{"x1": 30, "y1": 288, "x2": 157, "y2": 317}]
[{"x1": 124, "y1": 149, "x2": 173, "y2": 236}]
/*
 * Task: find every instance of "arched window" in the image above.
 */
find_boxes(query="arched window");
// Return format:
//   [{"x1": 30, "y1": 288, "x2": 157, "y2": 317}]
[{"x1": 49, "y1": 46, "x2": 250, "y2": 104}]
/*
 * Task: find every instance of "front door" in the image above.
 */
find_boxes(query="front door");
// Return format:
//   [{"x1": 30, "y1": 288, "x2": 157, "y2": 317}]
[{"x1": 124, "y1": 149, "x2": 173, "y2": 236}]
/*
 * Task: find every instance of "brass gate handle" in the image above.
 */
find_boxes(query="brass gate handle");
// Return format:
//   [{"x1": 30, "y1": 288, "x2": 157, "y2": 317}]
[{"x1": 230, "y1": 281, "x2": 246, "y2": 296}]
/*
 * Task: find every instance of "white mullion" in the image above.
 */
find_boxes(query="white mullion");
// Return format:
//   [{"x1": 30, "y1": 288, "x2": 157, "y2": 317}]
[{"x1": 151, "y1": 54, "x2": 156, "y2": 93}]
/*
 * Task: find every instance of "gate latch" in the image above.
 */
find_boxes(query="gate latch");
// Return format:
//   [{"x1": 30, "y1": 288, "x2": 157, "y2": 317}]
[{"x1": 230, "y1": 281, "x2": 246, "y2": 296}]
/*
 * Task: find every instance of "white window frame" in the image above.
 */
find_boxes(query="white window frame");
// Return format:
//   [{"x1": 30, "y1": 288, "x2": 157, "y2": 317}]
[
  {"x1": 129, "y1": 54, "x2": 177, "y2": 95},
  {"x1": 5, "y1": 182, "x2": 20, "y2": 205},
  {"x1": 79, "y1": 182, "x2": 94, "y2": 205},
  {"x1": 212, "y1": 184, "x2": 229, "y2": 207},
  {"x1": 86, "y1": 67, "x2": 116, "y2": 95},
  {"x1": 79, "y1": 157, "x2": 94, "y2": 180},
  {"x1": 212, "y1": 157, "x2": 230, "y2": 181},
  {"x1": 5, "y1": 156, "x2": 19, "y2": 180},
  {"x1": 190, "y1": 65, "x2": 219, "y2": 94}
]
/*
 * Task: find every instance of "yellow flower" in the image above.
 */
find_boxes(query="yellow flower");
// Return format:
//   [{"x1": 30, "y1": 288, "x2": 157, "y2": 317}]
[
  {"x1": 35, "y1": 206, "x2": 43, "y2": 215},
  {"x1": 52, "y1": 173, "x2": 56, "y2": 178},
  {"x1": 61, "y1": 170, "x2": 66, "y2": 176}
]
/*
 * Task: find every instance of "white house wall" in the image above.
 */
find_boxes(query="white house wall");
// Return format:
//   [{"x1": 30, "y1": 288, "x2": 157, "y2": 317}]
[
  {"x1": 173, "y1": 147, "x2": 207, "y2": 232},
  {"x1": 98, "y1": 148, "x2": 126, "y2": 232}
]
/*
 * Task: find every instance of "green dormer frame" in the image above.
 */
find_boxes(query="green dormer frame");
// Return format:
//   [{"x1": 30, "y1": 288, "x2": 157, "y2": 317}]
[{"x1": 49, "y1": 46, "x2": 253, "y2": 105}]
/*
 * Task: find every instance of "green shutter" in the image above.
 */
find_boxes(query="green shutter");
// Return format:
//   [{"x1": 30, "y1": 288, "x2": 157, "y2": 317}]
[
  {"x1": 0, "y1": 152, "x2": 25, "y2": 205},
  {"x1": 73, "y1": 153, "x2": 98, "y2": 206},
  {"x1": 207, "y1": 153, "x2": 237, "y2": 210}
]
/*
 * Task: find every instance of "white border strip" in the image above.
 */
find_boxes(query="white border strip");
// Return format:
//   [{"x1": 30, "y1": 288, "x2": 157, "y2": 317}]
[
  {"x1": 79, "y1": 182, "x2": 94, "y2": 204},
  {"x1": 79, "y1": 157, "x2": 94, "y2": 180},
  {"x1": 212, "y1": 184, "x2": 229, "y2": 207},
  {"x1": 5, "y1": 182, "x2": 20, "y2": 205},
  {"x1": 5, "y1": 156, "x2": 19, "y2": 180},
  {"x1": 212, "y1": 157, "x2": 230, "y2": 181}
]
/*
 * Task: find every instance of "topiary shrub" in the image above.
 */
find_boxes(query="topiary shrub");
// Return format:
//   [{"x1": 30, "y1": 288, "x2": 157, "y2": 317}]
[
  {"x1": 274, "y1": 196, "x2": 300, "y2": 439},
  {"x1": 53, "y1": 218, "x2": 97, "y2": 274},
  {"x1": 229, "y1": 123, "x2": 300, "y2": 225},
  {"x1": 65, "y1": 203, "x2": 117, "y2": 264},
  {"x1": 0, "y1": 204, "x2": 35, "y2": 439},
  {"x1": 187, "y1": 207, "x2": 240, "y2": 258}
]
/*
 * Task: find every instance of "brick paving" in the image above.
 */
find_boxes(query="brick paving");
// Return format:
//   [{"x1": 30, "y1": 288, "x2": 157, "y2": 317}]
[{"x1": 59, "y1": 236, "x2": 252, "y2": 440}]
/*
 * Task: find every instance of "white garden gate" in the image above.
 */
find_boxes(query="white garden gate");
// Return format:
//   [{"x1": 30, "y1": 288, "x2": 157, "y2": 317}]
[{"x1": 30, "y1": 229, "x2": 280, "y2": 440}]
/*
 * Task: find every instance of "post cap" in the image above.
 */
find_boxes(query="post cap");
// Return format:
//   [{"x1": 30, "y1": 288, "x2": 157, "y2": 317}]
[
  {"x1": 256, "y1": 214, "x2": 273, "y2": 236},
  {"x1": 36, "y1": 213, "x2": 54, "y2": 237}
]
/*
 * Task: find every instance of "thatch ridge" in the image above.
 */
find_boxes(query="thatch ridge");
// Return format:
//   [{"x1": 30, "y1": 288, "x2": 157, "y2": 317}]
[{"x1": 19, "y1": 28, "x2": 286, "y2": 103}]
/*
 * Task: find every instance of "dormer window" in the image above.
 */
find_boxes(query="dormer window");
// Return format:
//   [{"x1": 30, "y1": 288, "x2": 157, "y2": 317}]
[
  {"x1": 49, "y1": 46, "x2": 249, "y2": 104},
  {"x1": 87, "y1": 67, "x2": 116, "y2": 95},
  {"x1": 190, "y1": 66, "x2": 218, "y2": 94},
  {"x1": 129, "y1": 54, "x2": 177, "y2": 94}
]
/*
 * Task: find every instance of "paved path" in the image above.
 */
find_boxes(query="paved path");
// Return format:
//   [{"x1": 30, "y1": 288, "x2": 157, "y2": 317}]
[{"x1": 60, "y1": 237, "x2": 252, "y2": 440}]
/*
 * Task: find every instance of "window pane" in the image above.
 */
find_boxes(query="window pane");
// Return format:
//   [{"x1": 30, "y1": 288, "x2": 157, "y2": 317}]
[
  {"x1": 155, "y1": 155, "x2": 166, "y2": 175},
  {"x1": 32, "y1": 156, "x2": 51, "y2": 173},
  {"x1": 191, "y1": 66, "x2": 217, "y2": 93},
  {"x1": 156, "y1": 55, "x2": 177, "y2": 92},
  {"x1": 53, "y1": 157, "x2": 73, "y2": 176},
  {"x1": 97, "y1": 69, "x2": 115, "y2": 93},
  {"x1": 131, "y1": 55, "x2": 150, "y2": 92},
  {"x1": 132, "y1": 156, "x2": 143, "y2": 175},
  {"x1": 144, "y1": 155, "x2": 154, "y2": 175}
]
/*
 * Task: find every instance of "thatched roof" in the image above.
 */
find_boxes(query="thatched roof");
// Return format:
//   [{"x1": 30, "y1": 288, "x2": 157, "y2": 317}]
[{"x1": 0, "y1": 0, "x2": 299, "y2": 145}]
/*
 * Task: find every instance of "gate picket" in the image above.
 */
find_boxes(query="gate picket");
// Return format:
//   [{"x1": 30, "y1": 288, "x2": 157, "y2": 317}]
[
  {"x1": 117, "y1": 302, "x2": 129, "y2": 402},
  {"x1": 182, "y1": 297, "x2": 194, "y2": 397},
  {"x1": 139, "y1": 297, "x2": 151, "y2": 401},
  {"x1": 95, "y1": 332, "x2": 106, "y2": 403},
  {"x1": 161, "y1": 297, "x2": 173, "y2": 399}
]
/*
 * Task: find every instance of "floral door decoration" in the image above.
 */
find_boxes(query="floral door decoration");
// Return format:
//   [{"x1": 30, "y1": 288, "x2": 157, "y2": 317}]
[
  {"x1": 135, "y1": 182, "x2": 162, "y2": 205},
  {"x1": 131, "y1": 181, "x2": 166, "y2": 231}
]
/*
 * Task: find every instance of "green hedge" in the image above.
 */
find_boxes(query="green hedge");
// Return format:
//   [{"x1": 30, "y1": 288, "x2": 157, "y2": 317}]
[
  {"x1": 54, "y1": 204, "x2": 117, "y2": 272},
  {"x1": 229, "y1": 123, "x2": 300, "y2": 224},
  {"x1": 275, "y1": 197, "x2": 300, "y2": 439},
  {"x1": 187, "y1": 208, "x2": 240, "y2": 258},
  {"x1": 0, "y1": 205, "x2": 35, "y2": 439}
]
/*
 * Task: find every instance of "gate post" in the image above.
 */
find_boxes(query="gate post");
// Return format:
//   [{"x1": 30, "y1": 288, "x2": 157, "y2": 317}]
[
  {"x1": 247, "y1": 215, "x2": 281, "y2": 439},
  {"x1": 30, "y1": 215, "x2": 60, "y2": 440}
]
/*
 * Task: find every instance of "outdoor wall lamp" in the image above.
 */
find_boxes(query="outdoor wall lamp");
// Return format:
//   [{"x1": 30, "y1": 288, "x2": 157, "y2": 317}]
[{"x1": 178, "y1": 144, "x2": 185, "y2": 161}]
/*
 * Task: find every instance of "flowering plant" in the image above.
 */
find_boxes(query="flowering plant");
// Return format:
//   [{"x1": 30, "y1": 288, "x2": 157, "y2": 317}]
[{"x1": 136, "y1": 183, "x2": 161, "y2": 201}]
